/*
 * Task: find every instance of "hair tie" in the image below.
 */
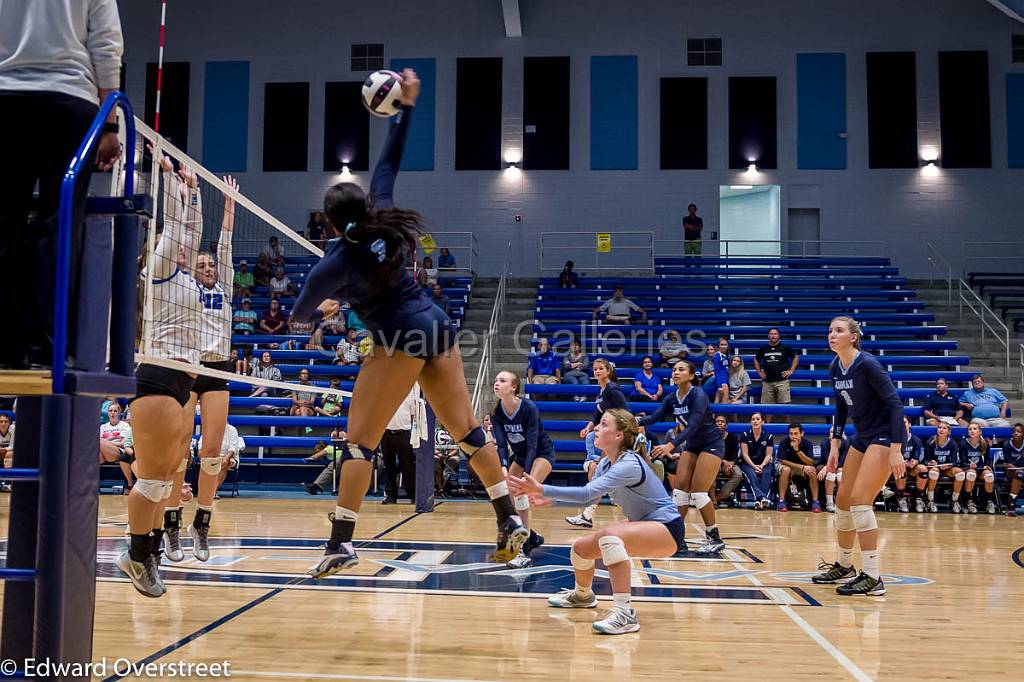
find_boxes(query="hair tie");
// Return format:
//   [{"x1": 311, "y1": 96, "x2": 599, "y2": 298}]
[{"x1": 344, "y1": 221, "x2": 358, "y2": 243}]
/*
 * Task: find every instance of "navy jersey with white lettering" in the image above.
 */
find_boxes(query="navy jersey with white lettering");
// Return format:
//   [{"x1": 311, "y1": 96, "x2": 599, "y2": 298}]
[
  {"x1": 958, "y1": 438, "x2": 989, "y2": 469},
  {"x1": 638, "y1": 386, "x2": 720, "y2": 448},
  {"x1": 818, "y1": 436, "x2": 850, "y2": 467},
  {"x1": 925, "y1": 436, "x2": 959, "y2": 466},
  {"x1": 291, "y1": 106, "x2": 433, "y2": 331},
  {"x1": 830, "y1": 352, "x2": 905, "y2": 443},
  {"x1": 999, "y1": 438, "x2": 1024, "y2": 467},
  {"x1": 491, "y1": 398, "x2": 554, "y2": 467},
  {"x1": 590, "y1": 381, "x2": 629, "y2": 425},
  {"x1": 903, "y1": 433, "x2": 924, "y2": 463}
]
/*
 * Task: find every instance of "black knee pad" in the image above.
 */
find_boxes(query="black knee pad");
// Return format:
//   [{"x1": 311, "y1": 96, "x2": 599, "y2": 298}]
[
  {"x1": 457, "y1": 427, "x2": 487, "y2": 459},
  {"x1": 116, "y1": 449, "x2": 135, "y2": 464},
  {"x1": 340, "y1": 443, "x2": 376, "y2": 464}
]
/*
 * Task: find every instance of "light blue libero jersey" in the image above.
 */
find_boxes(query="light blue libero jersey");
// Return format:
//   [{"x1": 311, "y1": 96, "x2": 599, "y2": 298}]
[{"x1": 541, "y1": 450, "x2": 680, "y2": 524}]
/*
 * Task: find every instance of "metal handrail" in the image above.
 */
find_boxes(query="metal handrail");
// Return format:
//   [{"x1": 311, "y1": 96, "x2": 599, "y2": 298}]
[
  {"x1": 470, "y1": 240, "x2": 512, "y2": 417},
  {"x1": 925, "y1": 241, "x2": 953, "y2": 306},
  {"x1": 962, "y1": 241, "x2": 1024, "y2": 277},
  {"x1": 958, "y1": 278, "x2": 1011, "y2": 371},
  {"x1": 652, "y1": 238, "x2": 888, "y2": 259},
  {"x1": 539, "y1": 231, "x2": 655, "y2": 274}
]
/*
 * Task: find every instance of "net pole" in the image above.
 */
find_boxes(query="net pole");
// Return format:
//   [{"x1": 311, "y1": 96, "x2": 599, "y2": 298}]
[{"x1": 154, "y1": 0, "x2": 168, "y2": 133}]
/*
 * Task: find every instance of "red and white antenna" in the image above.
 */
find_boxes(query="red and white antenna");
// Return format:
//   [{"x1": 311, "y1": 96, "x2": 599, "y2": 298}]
[{"x1": 154, "y1": 0, "x2": 168, "y2": 133}]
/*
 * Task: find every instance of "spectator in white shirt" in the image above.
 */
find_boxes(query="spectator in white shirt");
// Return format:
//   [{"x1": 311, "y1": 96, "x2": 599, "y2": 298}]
[
  {"x1": 99, "y1": 403, "x2": 134, "y2": 490},
  {"x1": 381, "y1": 385, "x2": 421, "y2": 504},
  {"x1": 269, "y1": 267, "x2": 296, "y2": 297},
  {"x1": 592, "y1": 286, "x2": 645, "y2": 324},
  {"x1": 260, "y1": 236, "x2": 285, "y2": 266},
  {"x1": 335, "y1": 328, "x2": 362, "y2": 365},
  {"x1": 197, "y1": 423, "x2": 245, "y2": 494}
]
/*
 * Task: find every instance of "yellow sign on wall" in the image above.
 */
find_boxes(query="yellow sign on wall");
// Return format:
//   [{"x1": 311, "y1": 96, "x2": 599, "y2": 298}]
[
  {"x1": 419, "y1": 233, "x2": 437, "y2": 254},
  {"x1": 596, "y1": 233, "x2": 611, "y2": 253}
]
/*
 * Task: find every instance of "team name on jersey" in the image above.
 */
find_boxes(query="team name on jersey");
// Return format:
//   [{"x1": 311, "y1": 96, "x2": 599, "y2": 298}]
[{"x1": 834, "y1": 379, "x2": 854, "y2": 390}]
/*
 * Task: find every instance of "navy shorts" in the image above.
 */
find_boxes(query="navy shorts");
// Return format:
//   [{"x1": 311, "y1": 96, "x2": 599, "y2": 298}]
[
  {"x1": 850, "y1": 433, "x2": 893, "y2": 454},
  {"x1": 685, "y1": 437, "x2": 726, "y2": 459},
  {"x1": 372, "y1": 303, "x2": 457, "y2": 359},
  {"x1": 132, "y1": 363, "x2": 195, "y2": 407},
  {"x1": 192, "y1": 360, "x2": 233, "y2": 395},
  {"x1": 662, "y1": 516, "x2": 687, "y2": 553}
]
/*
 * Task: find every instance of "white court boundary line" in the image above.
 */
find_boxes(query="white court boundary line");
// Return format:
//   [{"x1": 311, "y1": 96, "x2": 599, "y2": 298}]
[
  {"x1": 729, "y1": 555, "x2": 873, "y2": 682},
  {"x1": 231, "y1": 672, "x2": 501, "y2": 682}
]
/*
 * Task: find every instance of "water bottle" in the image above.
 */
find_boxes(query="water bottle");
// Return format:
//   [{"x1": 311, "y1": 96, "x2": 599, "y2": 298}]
[{"x1": 112, "y1": 484, "x2": 123, "y2": 495}]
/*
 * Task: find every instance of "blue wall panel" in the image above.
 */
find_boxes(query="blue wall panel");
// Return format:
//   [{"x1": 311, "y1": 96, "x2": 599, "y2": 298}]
[
  {"x1": 796, "y1": 53, "x2": 846, "y2": 169},
  {"x1": 1007, "y1": 74, "x2": 1024, "y2": 169},
  {"x1": 390, "y1": 58, "x2": 435, "y2": 171},
  {"x1": 202, "y1": 61, "x2": 249, "y2": 172},
  {"x1": 590, "y1": 56, "x2": 638, "y2": 170}
]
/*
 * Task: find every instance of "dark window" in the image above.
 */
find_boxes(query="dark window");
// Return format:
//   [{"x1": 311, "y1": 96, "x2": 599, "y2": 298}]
[
  {"x1": 455, "y1": 58, "x2": 502, "y2": 170},
  {"x1": 866, "y1": 52, "x2": 918, "y2": 168},
  {"x1": 660, "y1": 77, "x2": 707, "y2": 169},
  {"x1": 728, "y1": 76, "x2": 777, "y2": 169},
  {"x1": 523, "y1": 56, "x2": 571, "y2": 170},
  {"x1": 323, "y1": 81, "x2": 369, "y2": 171},
  {"x1": 688, "y1": 38, "x2": 722, "y2": 67},
  {"x1": 145, "y1": 62, "x2": 190, "y2": 150},
  {"x1": 263, "y1": 82, "x2": 309, "y2": 172},
  {"x1": 938, "y1": 51, "x2": 991, "y2": 168},
  {"x1": 1014, "y1": 35, "x2": 1024, "y2": 64},
  {"x1": 351, "y1": 43, "x2": 384, "y2": 72}
]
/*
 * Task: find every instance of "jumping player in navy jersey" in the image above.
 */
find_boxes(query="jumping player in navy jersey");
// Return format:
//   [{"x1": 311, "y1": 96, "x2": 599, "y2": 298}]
[
  {"x1": 812, "y1": 317, "x2": 906, "y2": 596},
  {"x1": 639, "y1": 360, "x2": 726, "y2": 554},
  {"x1": 566, "y1": 358, "x2": 628, "y2": 528},
  {"x1": 289, "y1": 70, "x2": 528, "y2": 576},
  {"x1": 492, "y1": 371, "x2": 555, "y2": 567},
  {"x1": 923, "y1": 421, "x2": 961, "y2": 513}
]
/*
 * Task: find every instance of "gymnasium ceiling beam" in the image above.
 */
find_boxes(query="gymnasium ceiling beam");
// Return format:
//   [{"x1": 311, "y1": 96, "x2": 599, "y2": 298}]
[
  {"x1": 502, "y1": 0, "x2": 522, "y2": 37},
  {"x1": 987, "y1": 0, "x2": 1024, "y2": 24}
]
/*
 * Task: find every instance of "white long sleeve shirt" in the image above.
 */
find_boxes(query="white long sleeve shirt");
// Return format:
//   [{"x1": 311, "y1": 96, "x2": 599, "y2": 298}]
[
  {"x1": 386, "y1": 385, "x2": 420, "y2": 432},
  {"x1": 0, "y1": 0, "x2": 124, "y2": 104}
]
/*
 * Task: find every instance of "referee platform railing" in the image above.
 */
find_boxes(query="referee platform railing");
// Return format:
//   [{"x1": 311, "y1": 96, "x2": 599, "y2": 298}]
[{"x1": 0, "y1": 92, "x2": 144, "y2": 673}]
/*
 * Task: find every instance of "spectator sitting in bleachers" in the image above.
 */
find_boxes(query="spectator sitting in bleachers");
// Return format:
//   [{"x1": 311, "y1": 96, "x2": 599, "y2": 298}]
[
  {"x1": 269, "y1": 266, "x2": 297, "y2": 297},
  {"x1": 307, "y1": 211, "x2": 326, "y2": 248},
  {"x1": 922, "y1": 378, "x2": 966, "y2": 426},
  {"x1": 727, "y1": 355, "x2": 751, "y2": 407},
  {"x1": 894, "y1": 416, "x2": 927, "y2": 512},
  {"x1": 557, "y1": 260, "x2": 578, "y2": 288},
  {"x1": 999, "y1": 423, "x2": 1024, "y2": 513},
  {"x1": 253, "y1": 252, "x2": 273, "y2": 287},
  {"x1": 196, "y1": 422, "x2": 245, "y2": 497},
  {"x1": 232, "y1": 298, "x2": 257, "y2": 335},
  {"x1": 753, "y1": 328, "x2": 797, "y2": 422},
  {"x1": 249, "y1": 351, "x2": 281, "y2": 398},
  {"x1": 335, "y1": 328, "x2": 362, "y2": 366},
  {"x1": 527, "y1": 337, "x2": 561, "y2": 385},
  {"x1": 632, "y1": 356, "x2": 663, "y2": 403},
  {"x1": 320, "y1": 307, "x2": 347, "y2": 335},
  {"x1": 437, "y1": 247, "x2": 456, "y2": 282},
  {"x1": 960, "y1": 374, "x2": 1011, "y2": 427},
  {"x1": 235, "y1": 347, "x2": 254, "y2": 375},
  {"x1": 561, "y1": 339, "x2": 590, "y2": 401},
  {"x1": 816, "y1": 432, "x2": 849, "y2": 513},
  {"x1": 922, "y1": 422, "x2": 961, "y2": 513},
  {"x1": 416, "y1": 256, "x2": 438, "y2": 288},
  {"x1": 233, "y1": 259, "x2": 253, "y2": 299},
  {"x1": 592, "y1": 286, "x2": 645, "y2": 324},
  {"x1": 286, "y1": 317, "x2": 315, "y2": 343},
  {"x1": 259, "y1": 298, "x2": 287, "y2": 335},
  {"x1": 658, "y1": 330, "x2": 688, "y2": 367},
  {"x1": 260, "y1": 235, "x2": 285, "y2": 266},
  {"x1": 703, "y1": 341, "x2": 730, "y2": 404},
  {"x1": 712, "y1": 415, "x2": 744, "y2": 507},
  {"x1": 315, "y1": 378, "x2": 345, "y2": 418},
  {"x1": 739, "y1": 412, "x2": 774, "y2": 509},
  {"x1": 430, "y1": 283, "x2": 451, "y2": 315},
  {"x1": 99, "y1": 403, "x2": 134, "y2": 492},
  {"x1": 775, "y1": 423, "x2": 820, "y2": 513},
  {"x1": 290, "y1": 368, "x2": 317, "y2": 433},
  {"x1": 0, "y1": 413, "x2": 14, "y2": 472},
  {"x1": 958, "y1": 422, "x2": 996, "y2": 514},
  {"x1": 302, "y1": 429, "x2": 348, "y2": 495}
]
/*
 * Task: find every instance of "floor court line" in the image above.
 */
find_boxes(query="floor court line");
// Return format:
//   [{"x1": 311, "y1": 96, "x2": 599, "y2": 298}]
[{"x1": 230, "y1": 671, "x2": 502, "y2": 682}]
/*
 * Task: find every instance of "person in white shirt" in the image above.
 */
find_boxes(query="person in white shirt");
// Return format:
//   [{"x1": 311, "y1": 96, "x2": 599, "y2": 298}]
[
  {"x1": 99, "y1": 403, "x2": 134, "y2": 491},
  {"x1": 381, "y1": 385, "x2": 421, "y2": 504},
  {"x1": 259, "y1": 236, "x2": 285, "y2": 266},
  {"x1": 269, "y1": 267, "x2": 296, "y2": 297},
  {"x1": 0, "y1": 0, "x2": 123, "y2": 369},
  {"x1": 197, "y1": 422, "x2": 245, "y2": 493}
]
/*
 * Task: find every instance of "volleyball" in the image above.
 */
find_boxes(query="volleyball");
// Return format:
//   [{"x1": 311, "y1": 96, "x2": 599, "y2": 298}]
[{"x1": 361, "y1": 69, "x2": 403, "y2": 117}]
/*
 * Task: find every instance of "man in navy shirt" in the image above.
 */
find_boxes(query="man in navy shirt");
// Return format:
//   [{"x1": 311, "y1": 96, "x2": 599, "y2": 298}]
[
  {"x1": 776, "y1": 423, "x2": 820, "y2": 512},
  {"x1": 683, "y1": 203, "x2": 704, "y2": 256},
  {"x1": 922, "y1": 378, "x2": 965, "y2": 427}
]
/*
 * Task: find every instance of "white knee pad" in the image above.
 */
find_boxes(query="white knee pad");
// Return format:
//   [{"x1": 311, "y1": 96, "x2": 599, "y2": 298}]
[
  {"x1": 135, "y1": 478, "x2": 172, "y2": 503},
  {"x1": 570, "y1": 546, "x2": 595, "y2": 571},
  {"x1": 983, "y1": 471, "x2": 994, "y2": 483},
  {"x1": 672, "y1": 489, "x2": 691, "y2": 507},
  {"x1": 954, "y1": 471, "x2": 966, "y2": 482},
  {"x1": 176, "y1": 455, "x2": 188, "y2": 473},
  {"x1": 598, "y1": 535, "x2": 629, "y2": 566},
  {"x1": 825, "y1": 472, "x2": 837, "y2": 482},
  {"x1": 850, "y1": 504, "x2": 878, "y2": 532},
  {"x1": 835, "y1": 507, "x2": 855, "y2": 532},
  {"x1": 928, "y1": 469, "x2": 940, "y2": 481},
  {"x1": 200, "y1": 456, "x2": 223, "y2": 476},
  {"x1": 836, "y1": 471, "x2": 843, "y2": 483},
  {"x1": 965, "y1": 470, "x2": 977, "y2": 482},
  {"x1": 690, "y1": 491, "x2": 712, "y2": 509},
  {"x1": 514, "y1": 495, "x2": 530, "y2": 511}
]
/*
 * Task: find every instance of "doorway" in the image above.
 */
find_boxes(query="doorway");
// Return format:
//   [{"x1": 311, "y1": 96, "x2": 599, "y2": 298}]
[
  {"x1": 787, "y1": 208, "x2": 821, "y2": 256},
  {"x1": 718, "y1": 185, "x2": 781, "y2": 257}
]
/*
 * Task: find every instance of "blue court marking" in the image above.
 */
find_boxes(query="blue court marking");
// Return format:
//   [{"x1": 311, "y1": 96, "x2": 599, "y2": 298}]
[
  {"x1": 642, "y1": 559, "x2": 661, "y2": 585},
  {"x1": 790, "y1": 586, "x2": 821, "y2": 607},
  {"x1": 734, "y1": 547, "x2": 764, "y2": 564},
  {"x1": 1012, "y1": 546, "x2": 1024, "y2": 571},
  {"x1": 103, "y1": 508, "x2": 433, "y2": 681}
]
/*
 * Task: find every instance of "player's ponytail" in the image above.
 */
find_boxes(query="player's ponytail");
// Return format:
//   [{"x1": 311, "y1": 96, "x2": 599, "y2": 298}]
[
  {"x1": 323, "y1": 182, "x2": 424, "y2": 279},
  {"x1": 605, "y1": 408, "x2": 653, "y2": 466}
]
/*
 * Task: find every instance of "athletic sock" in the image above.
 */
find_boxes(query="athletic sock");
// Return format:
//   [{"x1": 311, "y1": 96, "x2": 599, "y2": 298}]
[
  {"x1": 612, "y1": 593, "x2": 632, "y2": 611},
  {"x1": 193, "y1": 504, "x2": 213, "y2": 529},
  {"x1": 862, "y1": 551, "x2": 880, "y2": 579},
  {"x1": 582, "y1": 503, "x2": 598, "y2": 521},
  {"x1": 327, "y1": 506, "x2": 358, "y2": 552},
  {"x1": 927, "y1": 490, "x2": 935, "y2": 501},
  {"x1": 163, "y1": 507, "x2": 181, "y2": 530},
  {"x1": 826, "y1": 494, "x2": 834, "y2": 506},
  {"x1": 837, "y1": 546, "x2": 855, "y2": 569},
  {"x1": 575, "y1": 583, "x2": 594, "y2": 598},
  {"x1": 129, "y1": 533, "x2": 152, "y2": 562},
  {"x1": 951, "y1": 492, "x2": 960, "y2": 501},
  {"x1": 486, "y1": 481, "x2": 516, "y2": 524}
]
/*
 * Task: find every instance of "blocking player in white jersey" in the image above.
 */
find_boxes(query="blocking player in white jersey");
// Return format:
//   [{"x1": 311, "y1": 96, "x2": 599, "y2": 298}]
[
  {"x1": 163, "y1": 176, "x2": 239, "y2": 563},
  {"x1": 117, "y1": 151, "x2": 204, "y2": 598}
]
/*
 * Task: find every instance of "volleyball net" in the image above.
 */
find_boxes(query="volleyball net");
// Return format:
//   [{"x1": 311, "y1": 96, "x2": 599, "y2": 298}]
[{"x1": 113, "y1": 117, "x2": 355, "y2": 402}]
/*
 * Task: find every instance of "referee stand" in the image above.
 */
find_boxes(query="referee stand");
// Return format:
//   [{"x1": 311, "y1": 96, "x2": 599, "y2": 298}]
[{"x1": 0, "y1": 93, "x2": 147, "y2": 679}]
